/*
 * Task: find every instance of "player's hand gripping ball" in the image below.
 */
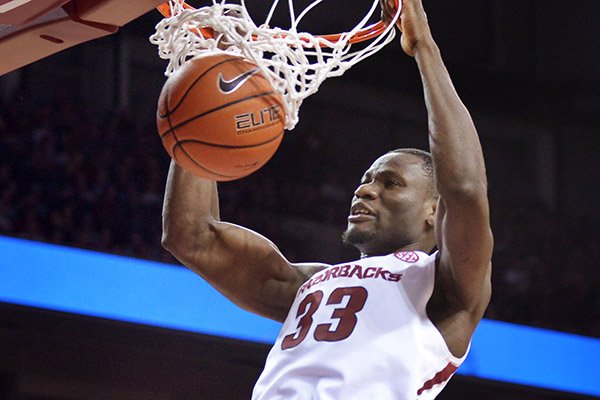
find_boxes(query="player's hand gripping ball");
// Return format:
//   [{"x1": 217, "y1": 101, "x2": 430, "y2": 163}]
[{"x1": 157, "y1": 54, "x2": 285, "y2": 181}]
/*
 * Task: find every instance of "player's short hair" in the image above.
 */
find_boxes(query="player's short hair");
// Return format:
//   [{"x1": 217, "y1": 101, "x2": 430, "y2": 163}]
[{"x1": 388, "y1": 148, "x2": 437, "y2": 197}]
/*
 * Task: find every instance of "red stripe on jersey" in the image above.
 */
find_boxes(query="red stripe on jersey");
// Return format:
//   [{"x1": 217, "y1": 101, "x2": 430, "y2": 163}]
[{"x1": 416, "y1": 363, "x2": 458, "y2": 396}]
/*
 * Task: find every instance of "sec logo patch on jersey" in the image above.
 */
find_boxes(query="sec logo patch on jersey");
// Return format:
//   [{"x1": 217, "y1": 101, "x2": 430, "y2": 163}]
[{"x1": 394, "y1": 251, "x2": 419, "y2": 263}]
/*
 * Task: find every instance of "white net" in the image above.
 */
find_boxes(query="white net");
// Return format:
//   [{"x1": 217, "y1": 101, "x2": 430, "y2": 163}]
[{"x1": 150, "y1": 0, "x2": 400, "y2": 130}]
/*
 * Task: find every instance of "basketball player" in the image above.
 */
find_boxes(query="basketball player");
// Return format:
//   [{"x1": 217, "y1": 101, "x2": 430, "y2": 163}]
[{"x1": 161, "y1": 0, "x2": 492, "y2": 398}]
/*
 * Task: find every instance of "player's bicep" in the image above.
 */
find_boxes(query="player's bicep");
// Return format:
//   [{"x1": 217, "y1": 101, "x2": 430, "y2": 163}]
[
  {"x1": 175, "y1": 221, "x2": 304, "y2": 321},
  {"x1": 436, "y1": 195, "x2": 493, "y2": 311}
]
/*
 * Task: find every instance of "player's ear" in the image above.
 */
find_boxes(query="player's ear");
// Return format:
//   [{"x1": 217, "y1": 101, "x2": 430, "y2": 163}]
[{"x1": 426, "y1": 197, "x2": 437, "y2": 228}]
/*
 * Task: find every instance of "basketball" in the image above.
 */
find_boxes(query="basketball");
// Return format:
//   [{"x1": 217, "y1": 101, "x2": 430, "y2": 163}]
[{"x1": 156, "y1": 53, "x2": 285, "y2": 181}]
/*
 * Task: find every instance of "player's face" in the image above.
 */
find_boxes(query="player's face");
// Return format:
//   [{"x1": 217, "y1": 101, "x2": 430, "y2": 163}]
[{"x1": 342, "y1": 153, "x2": 436, "y2": 256}]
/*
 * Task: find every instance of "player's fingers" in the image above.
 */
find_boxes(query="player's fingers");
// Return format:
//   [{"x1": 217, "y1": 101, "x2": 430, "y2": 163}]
[
  {"x1": 381, "y1": 0, "x2": 401, "y2": 26},
  {"x1": 379, "y1": 0, "x2": 392, "y2": 23}
]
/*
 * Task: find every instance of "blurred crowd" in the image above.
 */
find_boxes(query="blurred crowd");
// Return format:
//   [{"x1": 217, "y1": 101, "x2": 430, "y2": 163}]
[{"x1": 1, "y1": 89, "x2": 598, "y2": 338}]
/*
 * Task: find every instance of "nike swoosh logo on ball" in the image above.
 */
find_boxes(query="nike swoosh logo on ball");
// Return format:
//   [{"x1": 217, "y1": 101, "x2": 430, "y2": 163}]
[{"x1": 218, "y1": 68, "x2": 260, "y2": 94}]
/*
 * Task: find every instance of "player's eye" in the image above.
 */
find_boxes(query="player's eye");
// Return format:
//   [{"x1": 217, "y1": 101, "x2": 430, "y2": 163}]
[{"x1": 384, "y1": 180, "x2": 399, "y2": 188}]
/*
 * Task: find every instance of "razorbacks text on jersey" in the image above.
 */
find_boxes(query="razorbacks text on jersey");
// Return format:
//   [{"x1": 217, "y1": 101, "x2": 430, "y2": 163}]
[{"x1": 252, "y1": 251, "x2": 469, "y2": 400}]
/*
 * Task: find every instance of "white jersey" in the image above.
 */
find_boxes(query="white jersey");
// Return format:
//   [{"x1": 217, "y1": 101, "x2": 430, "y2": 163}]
[{"x1": 252, "y1": 251, "x2": 468, "y2": 400}]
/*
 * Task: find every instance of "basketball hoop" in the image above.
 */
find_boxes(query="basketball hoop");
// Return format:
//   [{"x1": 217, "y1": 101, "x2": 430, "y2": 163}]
[{"x1": 150, "y1": 0, "x2": 401, "y2": 130}]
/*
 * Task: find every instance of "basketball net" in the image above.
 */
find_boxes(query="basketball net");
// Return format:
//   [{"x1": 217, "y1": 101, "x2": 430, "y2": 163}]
[{"x1": 150, "y1": 0, "x2": 401, "y2": 130}]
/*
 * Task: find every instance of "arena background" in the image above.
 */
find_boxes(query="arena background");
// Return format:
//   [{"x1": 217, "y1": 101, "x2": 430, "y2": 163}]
[{"x1": 1, "y1": 0, "x2": 599, "y2": 399}]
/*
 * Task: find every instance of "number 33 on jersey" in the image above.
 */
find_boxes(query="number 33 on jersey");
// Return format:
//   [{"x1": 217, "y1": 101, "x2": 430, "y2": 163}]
[{"x1": 282, "y1": 286, "x2": 369, "y2": 349}]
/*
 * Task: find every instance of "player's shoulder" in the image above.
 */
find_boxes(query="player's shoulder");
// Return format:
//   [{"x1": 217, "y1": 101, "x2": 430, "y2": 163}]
[{"x1": 292, "y1": 262, "x2": 330, "y2": 281}]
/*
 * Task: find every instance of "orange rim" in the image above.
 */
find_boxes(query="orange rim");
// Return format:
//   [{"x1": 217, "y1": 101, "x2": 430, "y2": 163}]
[
  {"x1": 156, "y1": 1, "x2": 398, "y2": 45},
  {"x1": 157, "y1": 2, "x2": 215, "y2": 38}
]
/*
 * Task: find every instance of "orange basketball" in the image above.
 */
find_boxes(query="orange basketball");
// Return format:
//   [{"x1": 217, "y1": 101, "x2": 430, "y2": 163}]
[{"x1": 157, "y1": 53, "x2": 285, "y2": 181}]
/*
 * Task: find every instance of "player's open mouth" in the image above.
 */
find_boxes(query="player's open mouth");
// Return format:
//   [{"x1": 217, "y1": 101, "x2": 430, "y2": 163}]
[{"x1": 348, "y1": 205, "x2": 376, "y2": 222}]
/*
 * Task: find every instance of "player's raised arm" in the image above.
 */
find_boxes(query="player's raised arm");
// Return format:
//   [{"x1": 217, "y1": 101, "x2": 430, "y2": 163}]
[
  {"x1": 161, "y1": 161, "x2": 308, "y2": 321},
  {"x1": 388, "y1": 0, "x2": 493, "y2": 314}
]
